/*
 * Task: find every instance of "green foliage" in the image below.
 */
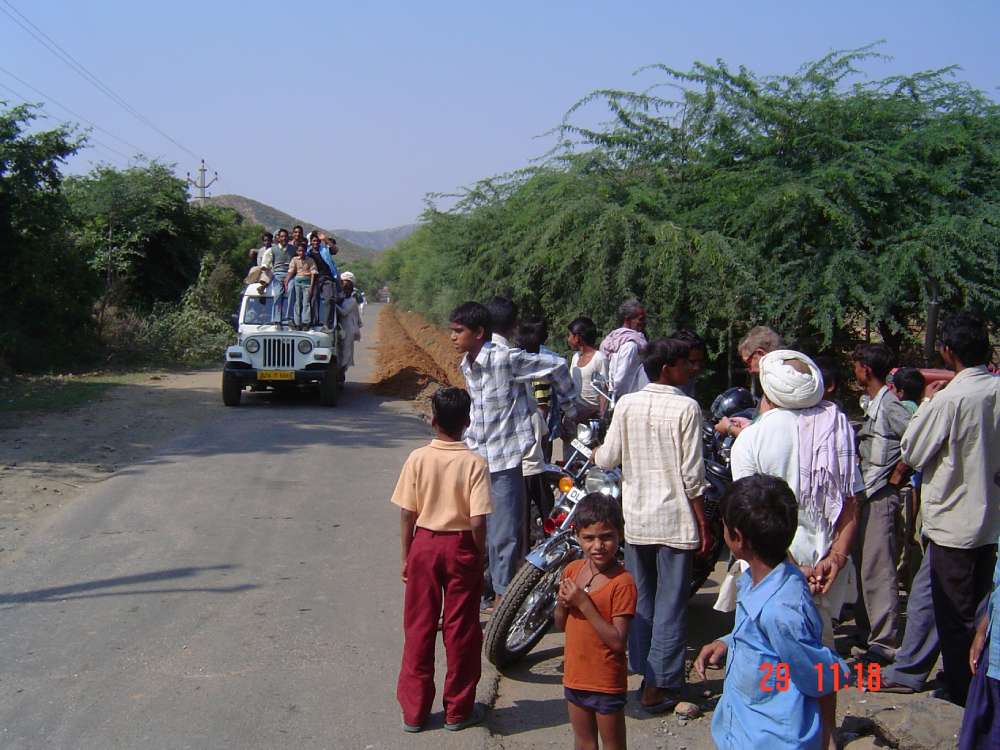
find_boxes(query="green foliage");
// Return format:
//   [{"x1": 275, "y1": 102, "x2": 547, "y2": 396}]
[
  {"x1": 0, "y1": 103, "x2": 97, "y2": 370},
  {"x1": 338, "y1": 257, "x2": 387, "y2": 298},
  {"x1": 64, "y1": 162, "x2": 256, "y2": 310},
  {"x1": 380, "y1": 46, "x2": 1000, "y2": 358},
  {"x1": 0, "y1": 102, "x2": 266, "y2": 372}
]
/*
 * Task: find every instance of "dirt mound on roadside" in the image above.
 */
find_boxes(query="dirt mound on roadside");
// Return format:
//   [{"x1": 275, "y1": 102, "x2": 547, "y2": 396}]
[{"x1": 370, "y1": 305, "x2": 463, "y2": 403}]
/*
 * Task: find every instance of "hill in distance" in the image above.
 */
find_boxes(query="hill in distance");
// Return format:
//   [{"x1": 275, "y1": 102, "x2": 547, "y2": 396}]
[
  {"x1": 205, "y1": 194, "x2": 417, "y2": 258},
  {"x1": 334, "y1": 225, "x2": 418, "y2": 252}
]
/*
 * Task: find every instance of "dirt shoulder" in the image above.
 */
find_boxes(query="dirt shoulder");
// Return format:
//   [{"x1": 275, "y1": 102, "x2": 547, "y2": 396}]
[
  {"x1": 0, "y1": 369, "x2": 223, "y2": 565},
  {"x1": 369, "y1": 304, "x2": 463, "y2": 415}
]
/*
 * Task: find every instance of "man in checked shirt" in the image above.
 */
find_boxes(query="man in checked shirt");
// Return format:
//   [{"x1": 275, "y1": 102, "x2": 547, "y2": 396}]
[{"x1": 449, "y1": 302, "x2": 578, "y2": 613}]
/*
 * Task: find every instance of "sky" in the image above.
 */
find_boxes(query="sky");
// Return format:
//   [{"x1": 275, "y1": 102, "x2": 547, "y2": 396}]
[{"x1": 2, "y1": 1, "x2": 998, "y2": 230}]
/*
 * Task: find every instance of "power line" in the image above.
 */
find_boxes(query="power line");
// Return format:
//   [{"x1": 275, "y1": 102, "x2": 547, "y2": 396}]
[
  {"x1": 0, "y1": 80, "x2": 132, "y2": 161},
  {"x1": 0, "y1": 64, "x2": 146, "y2": 156},
  {"x1": 0, "y1": 0, "x2": 199, "y2": 160}
]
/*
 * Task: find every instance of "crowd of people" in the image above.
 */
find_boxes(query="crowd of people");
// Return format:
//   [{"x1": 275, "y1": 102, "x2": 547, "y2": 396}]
[
  {"x1": 243, "y1": 225, "x2": 365, "y2": 370},
  {"x1": 388, "y1": 297, "x2": 999, "y2": 750}
]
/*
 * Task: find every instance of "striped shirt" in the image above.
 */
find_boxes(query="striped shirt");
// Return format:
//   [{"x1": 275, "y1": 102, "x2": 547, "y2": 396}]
[
  {"x1": 461, "y1": 342, "x2": 577, "y2": 472},
  {"x1": 594, "y1": 383, "x2": 708, "y2": 548}
]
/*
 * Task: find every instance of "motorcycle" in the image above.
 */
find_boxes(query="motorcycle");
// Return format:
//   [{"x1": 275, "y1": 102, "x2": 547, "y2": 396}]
[
  {"x1": 484, "y1": 377, "x2": 620, "y2": 667},
  {"x1": 482, "y1": 381, "x2": 747, "y2": 668}
]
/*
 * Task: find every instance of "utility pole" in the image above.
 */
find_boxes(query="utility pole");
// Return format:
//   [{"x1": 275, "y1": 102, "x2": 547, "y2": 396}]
[{"x1": 186, "y1": 159, "x2": 218, "y2": 202}]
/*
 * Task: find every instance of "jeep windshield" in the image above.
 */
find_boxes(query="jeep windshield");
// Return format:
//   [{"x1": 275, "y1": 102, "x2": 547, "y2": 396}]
[{"x1": 242, "y1": 295, "x2": 276, "y2": 325}]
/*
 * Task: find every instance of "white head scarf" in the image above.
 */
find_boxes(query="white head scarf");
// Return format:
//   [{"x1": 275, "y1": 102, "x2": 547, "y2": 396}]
[
  {"x1": 759, "y1": 350, "x2": 824, "y2": 410},
  {"x1": 340, "y1": 271, "x2": 355, "y2": 282}
]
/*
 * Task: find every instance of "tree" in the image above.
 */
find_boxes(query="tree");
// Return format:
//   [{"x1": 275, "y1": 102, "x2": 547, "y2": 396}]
[
  {"x1": 381, "y1": 47, "x2": 1000, "y2": 363},
  {"x1": 0, "y1": 103, "x2": 96, "y2": 370}
]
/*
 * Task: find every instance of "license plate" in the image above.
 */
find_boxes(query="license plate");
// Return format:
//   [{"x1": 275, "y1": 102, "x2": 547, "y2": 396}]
[
  {"x1": 570, "y1": 439, "x2": 593, "y2": 459},
  {"x1": 566, "y1": 486, "x2": 585, "y2": 501},
  {"x1": 258, "y1": 370, "x2": 294, "y2": 381}
]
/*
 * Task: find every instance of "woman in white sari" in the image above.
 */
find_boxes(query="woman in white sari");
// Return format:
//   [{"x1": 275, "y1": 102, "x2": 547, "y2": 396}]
[{"x1": 337, "y1": 272, "x2": 362, "y2": 370}]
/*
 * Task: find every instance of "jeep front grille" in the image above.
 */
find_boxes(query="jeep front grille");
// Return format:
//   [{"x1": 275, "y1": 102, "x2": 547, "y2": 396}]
[{"x1": 262, "y1": 337, "x2": 295, "y2": 368}]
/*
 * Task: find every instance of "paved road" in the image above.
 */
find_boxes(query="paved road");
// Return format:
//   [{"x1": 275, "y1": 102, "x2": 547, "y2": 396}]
[{"x1": 0, "y1": 306, "x2": 495, "y2": 749}]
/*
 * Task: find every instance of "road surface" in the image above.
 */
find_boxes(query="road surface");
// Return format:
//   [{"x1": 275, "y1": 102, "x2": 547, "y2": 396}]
[{"x1": 0, "y1": 305, "x2": 496, "y2": 749}]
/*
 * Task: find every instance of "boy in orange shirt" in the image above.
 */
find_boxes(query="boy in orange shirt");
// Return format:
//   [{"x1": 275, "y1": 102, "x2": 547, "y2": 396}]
[
  {"x1": 392, "y1": 387, "x2": 493, "y2": 733},
  {"x1": 555, "y1": 494, "x2": 637, "y2": 750}
]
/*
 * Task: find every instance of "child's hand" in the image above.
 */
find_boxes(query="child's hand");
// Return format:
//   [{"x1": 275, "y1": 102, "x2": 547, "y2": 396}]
[
  {"x1": 557, "y1": 577, "x2": 575, "y2": 608},
  {"x1": 560, "y1": 577, "x2": 588, "y2": 609},
  {"x1": 694, "y1": 640, "x2": 728, "y2": 680}
]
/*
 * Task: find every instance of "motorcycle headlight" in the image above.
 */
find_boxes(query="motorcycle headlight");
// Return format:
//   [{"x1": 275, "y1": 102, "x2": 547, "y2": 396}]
[
  {"x1": 297, "y1": 339, "x2": 313, "y2": 354},
  {"x1": 576, "y1": 423, "x2": 593, "y2": 445},
  {"x1": 584, "y1": 466, "x2": 621, "y2": 498},
  {"x1": 244, "y1": 338, "x2": 260, "y2": 353}
]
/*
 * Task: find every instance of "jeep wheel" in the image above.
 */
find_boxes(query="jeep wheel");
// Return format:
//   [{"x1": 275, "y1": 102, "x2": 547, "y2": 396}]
[
  {"x1": 222, "y1": 373, "x2": 242, "y2": 406},
  {"x1": 319, "y1": 366, "x2": 339, "y2": 407}
]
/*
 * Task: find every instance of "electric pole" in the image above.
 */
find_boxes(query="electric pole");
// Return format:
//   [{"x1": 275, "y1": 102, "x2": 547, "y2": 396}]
[{"x1": 186, "y1": 159, "x2": 218, "y2": 202}]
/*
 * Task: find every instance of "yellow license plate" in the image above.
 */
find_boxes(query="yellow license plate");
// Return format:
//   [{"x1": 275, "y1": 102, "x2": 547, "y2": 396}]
[{"x1": 258, "y1": 370, "x2": 294, "y2": 381}]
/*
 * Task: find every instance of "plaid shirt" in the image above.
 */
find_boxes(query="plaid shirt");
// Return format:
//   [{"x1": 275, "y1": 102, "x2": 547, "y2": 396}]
[
  {"x1": 594, "y1": 383, "x2": 708, "y2": 548},
  {"x1": 462, "y1": 342, "x2": 577, "y2": 472}
]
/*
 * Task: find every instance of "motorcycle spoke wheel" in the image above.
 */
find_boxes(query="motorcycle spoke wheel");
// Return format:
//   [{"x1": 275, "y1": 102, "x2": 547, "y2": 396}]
[{"x1": 505, "y1": 568, "x2": 560, "y2": 653}]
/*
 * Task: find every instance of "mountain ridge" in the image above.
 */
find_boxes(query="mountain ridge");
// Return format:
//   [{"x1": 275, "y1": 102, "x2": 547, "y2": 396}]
[{"x1": 204, "y1": 194, "x2": 417, "y2": 257}]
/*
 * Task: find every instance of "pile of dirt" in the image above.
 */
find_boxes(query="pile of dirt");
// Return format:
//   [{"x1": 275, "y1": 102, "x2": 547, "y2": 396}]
[{"x1": 369, "y1": 305, "x2": 463, "y2": 406}]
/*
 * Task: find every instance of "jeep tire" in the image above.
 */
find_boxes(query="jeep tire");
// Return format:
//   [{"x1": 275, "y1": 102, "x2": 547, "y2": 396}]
[
  {"x1": 319, "y1": 365, "x2": 339, "y2": 407},
  {"x1": 222, "y1": 373, "x2": 242, "y2": 406}
]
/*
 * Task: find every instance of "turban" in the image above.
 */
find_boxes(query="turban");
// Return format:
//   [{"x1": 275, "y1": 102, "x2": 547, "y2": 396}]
[{"x1": 758, "y1": 350, "x2": 824, "y2": 410}]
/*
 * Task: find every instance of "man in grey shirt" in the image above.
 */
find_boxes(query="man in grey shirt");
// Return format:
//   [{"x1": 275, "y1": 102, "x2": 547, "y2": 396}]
[
  {"x1": 852, "y1": 343, "x2": 913, "y2": 663},
  {"x1": 901, "y1": 311, "x2": 1000, "y2": 706}
]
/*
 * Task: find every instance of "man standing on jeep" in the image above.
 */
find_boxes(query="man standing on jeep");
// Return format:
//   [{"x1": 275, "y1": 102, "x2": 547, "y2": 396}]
[{"x1": 263, "y1": 228, "x2": 295, "y2": 325}]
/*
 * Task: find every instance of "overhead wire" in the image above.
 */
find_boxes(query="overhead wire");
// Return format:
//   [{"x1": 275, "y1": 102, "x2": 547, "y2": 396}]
[
  {"x1": 0, "y1": 63, "x2": 146, "y2": 157},
  {"x1": 0, "y1": 0, "x2": 200, "y2": 160},
  {"x1": 0, "y1": 80, "x2": 132, "y2": 162}
]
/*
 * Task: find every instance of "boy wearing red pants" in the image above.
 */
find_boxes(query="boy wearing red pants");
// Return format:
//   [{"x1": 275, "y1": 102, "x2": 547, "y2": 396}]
[{"x1": 392, "y1": 387, "x2": 493, "y2": 733}]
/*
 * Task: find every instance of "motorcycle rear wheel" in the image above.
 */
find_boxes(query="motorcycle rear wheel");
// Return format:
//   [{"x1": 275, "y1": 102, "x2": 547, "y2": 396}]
[{"x1": 483, "y1": 562, "x2": 564, "y2": 668}]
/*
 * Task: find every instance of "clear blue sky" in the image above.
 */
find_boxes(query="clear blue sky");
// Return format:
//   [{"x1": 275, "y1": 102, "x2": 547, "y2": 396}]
[{"x1": 2, "y1": 1, "x2": 998, "y2": 230}]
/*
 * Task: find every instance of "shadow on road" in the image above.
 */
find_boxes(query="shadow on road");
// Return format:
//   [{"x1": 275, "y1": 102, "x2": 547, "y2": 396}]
[
  {"x1": 498, "y1": 645, "x2": 564, "y2": 686},
  {"x1": 489, "y1": 697, "x2": 568, "y2": 736},
  {"x1": 0, "y1": 564, "x2": 257, "y2": 605},
  {"x1": 106, "y1": 386, "x2": 432, "y2": 480}
]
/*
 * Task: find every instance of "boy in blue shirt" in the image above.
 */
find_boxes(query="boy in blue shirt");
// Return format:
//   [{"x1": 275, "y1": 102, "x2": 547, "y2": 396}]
[{"x1": 695, "y1": 474, "x2": 848, "y2": 749}]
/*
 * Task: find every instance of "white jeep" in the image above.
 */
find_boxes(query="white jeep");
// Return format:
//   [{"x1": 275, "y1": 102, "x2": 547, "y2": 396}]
[{"x1": 222, "y1": 284, "x2": 342, "y2": 406}]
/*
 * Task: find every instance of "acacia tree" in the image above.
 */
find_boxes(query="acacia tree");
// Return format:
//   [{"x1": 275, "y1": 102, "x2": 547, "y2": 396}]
[
  {"x1": 558, "y1": 46, "x2": 1000, "y2": 349},
  {"x1": 382, "y1": 47, "x2": 999, "y2": 364}
]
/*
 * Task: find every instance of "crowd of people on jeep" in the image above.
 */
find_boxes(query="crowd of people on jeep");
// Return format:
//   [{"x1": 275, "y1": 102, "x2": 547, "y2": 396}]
[{"x1": 243, "y1": 224, "x2": 366, "y2": 371}]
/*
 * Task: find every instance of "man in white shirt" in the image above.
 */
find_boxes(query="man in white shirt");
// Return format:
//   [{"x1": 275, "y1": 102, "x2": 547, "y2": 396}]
[
  {"x1": 595, "y1": 337, "x2": 708, "y2": 713},
  {"x1": 901, "y1": 311, "x2": 1000, "y2": 707},
  {"x1": 729, "y1": 350, "x2": 858, "y2": 750},
  {"x1": 599, "y1": 299, "x2": 649, "y2": 399}
]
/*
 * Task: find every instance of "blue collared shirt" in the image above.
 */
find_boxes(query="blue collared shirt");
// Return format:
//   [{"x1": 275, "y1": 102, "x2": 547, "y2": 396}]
[
  {"x1": 319, "y1": 243, "x2": 339, "y2": 280},
  {"x1": 712, "y1": 561, "x2": 848, "y2": 750}
]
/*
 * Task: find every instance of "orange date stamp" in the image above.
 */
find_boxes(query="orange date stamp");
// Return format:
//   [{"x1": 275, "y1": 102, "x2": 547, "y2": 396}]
[{"x1": 758, "y1": 662, "x2": 881, "y2": 692}]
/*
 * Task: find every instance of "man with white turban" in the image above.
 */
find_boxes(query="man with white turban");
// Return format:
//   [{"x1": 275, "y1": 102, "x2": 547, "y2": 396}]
[
  {"x1": 728, "y1": 349, "x2": 859, "y2": 750},
  {"x1": 336, "y1": 272, "x2": 362, "y2": 373}
]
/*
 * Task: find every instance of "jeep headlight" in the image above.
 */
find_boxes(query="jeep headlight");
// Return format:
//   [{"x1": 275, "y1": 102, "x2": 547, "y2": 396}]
[
  {"x1": 244, "y1": 338, "x2": 260, "y2": 353},
  {"x1": 584, "y1": 467, "x2": 620, "y2": 498},
  {"x1": 297, "y1": 339, "x2": 313, "y2": 354}
]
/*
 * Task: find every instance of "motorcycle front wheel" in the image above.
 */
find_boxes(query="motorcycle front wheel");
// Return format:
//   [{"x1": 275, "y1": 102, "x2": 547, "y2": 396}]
[{"x1": 483, "y1": 562, "x2": 565, "y2": 668}]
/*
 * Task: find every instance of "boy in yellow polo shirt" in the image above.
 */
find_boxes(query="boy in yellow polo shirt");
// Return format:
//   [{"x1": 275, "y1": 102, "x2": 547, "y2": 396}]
[{"x1": 392, "y1": 387, "x2": 493, "y2": 733}]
